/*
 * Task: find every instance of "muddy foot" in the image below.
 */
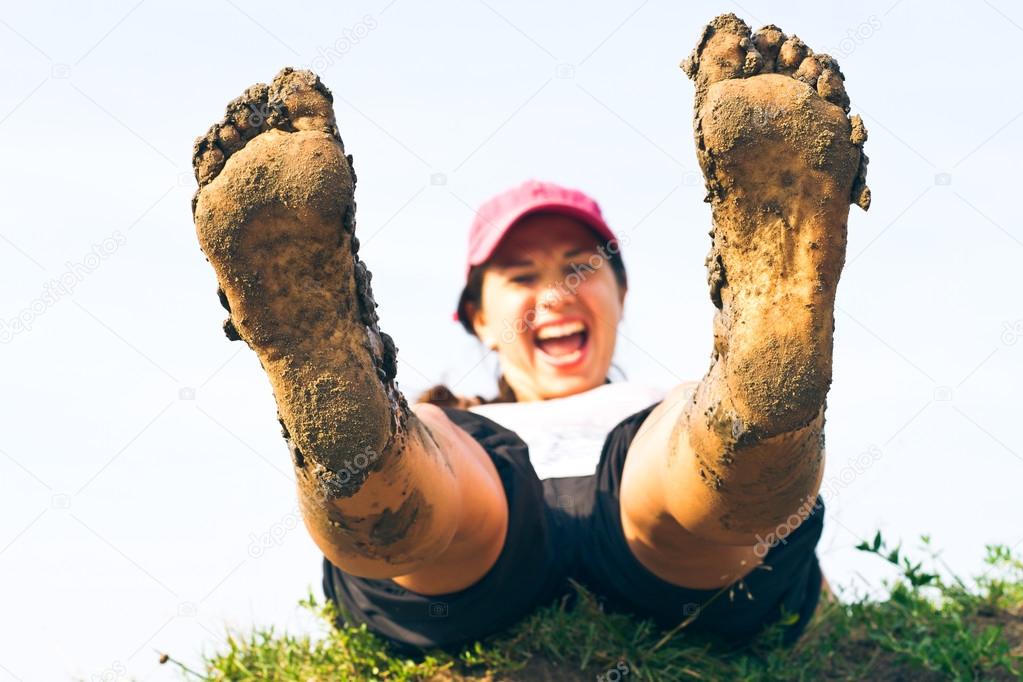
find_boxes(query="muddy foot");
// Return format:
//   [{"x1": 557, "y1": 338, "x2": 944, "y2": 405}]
[
  {"x1": 191, "y1": 68, "x2": 408, "y2": 502},
  {"x1": 682, "y1": 14, "x2": 870, "y2": 440}
]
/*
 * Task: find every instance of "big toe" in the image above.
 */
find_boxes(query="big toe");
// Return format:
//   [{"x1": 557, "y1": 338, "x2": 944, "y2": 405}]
[
  {"x1": 269, "y1": 68, "x2": 337, "y2": 133},
  {"x1": 682, "y1": 14, "x2": 762, "y2": 91}
]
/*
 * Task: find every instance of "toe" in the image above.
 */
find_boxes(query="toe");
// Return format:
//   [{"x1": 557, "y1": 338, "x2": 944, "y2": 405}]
[
  {"x1": 752, "y1": 24, "x2": 786, "y2": 72},
  {"x1": 794, "y1": 56, "x2": 823, "y2": 85},
  {"x1": 682, "y1": 14, "x2": 762, "y2": 90},
  {"x1": 852, "y1": 152, "x2": 871, "y2": 211},
  {"x1": 776, "y1": 35, "x2": 808, "y2": 72},
  {"x1": 217, "y1": 286, "x2": 232, "y2": 312},
  {"x1": 850, "y1": 114, "x2": 868, "y2": 146},
  {"x1": 223, "y1": 318, "x2": 241, "y2": 341},
  {"x1": 216, "y1": 123, "x2": 244, "y2": 155},
  {"x1": 855, "y1": 185, "x2": 871, "y2": 211},
  {"x1": 850, "y1": 115, "x2": 871, "y2": 211},
  {"x1": 223, "y1": 84, "x2": 272, "y2": 141},
  {"x1": 269, "y1": 68, "x2": 337, "y2": 133},
  {"x1": 851, "y1": 125, "x2": 867, "y2": 210},
  {"x1": 817, "y1": 66, "x2": 850, "y2": 112},
  {"x1": 192, "y1": 131, "x2": 224, "y2": 187},
  {"x1": 740, "y1": 37, "x2": 763, "y2": 76}
]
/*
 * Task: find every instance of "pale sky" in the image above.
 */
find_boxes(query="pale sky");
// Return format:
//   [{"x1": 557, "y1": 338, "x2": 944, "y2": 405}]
[{"x1": 1, "y1": 0, "x2": 1021, "y2": 680}]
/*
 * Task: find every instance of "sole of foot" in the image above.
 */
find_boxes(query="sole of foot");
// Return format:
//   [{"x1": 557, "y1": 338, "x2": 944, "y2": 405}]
[
  {"x1": 191, "y1": 68, "x2": 408, "y2": 504},
  {"x1": 682, "y1": 14, "x2": 870, "y2": 446}
]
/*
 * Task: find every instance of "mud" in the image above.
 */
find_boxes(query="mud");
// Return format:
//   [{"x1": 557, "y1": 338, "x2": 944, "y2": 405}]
[
  {"x1": 190, "y1": 64, "x2": 427, "y2": 573},
  {"x1": 677, "y1": 14, "x2": 870, "y2": 534},
  {"x1": 369, "y1": 488, "x2": 425, "y2": 546},
  {"x1": 299, "y1": 483, "x2": 436, "y2": 568}
]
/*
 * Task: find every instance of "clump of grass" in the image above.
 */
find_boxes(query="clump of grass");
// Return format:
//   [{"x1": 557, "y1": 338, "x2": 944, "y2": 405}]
[{"x1": 184, "y1": 535, "x2": 1023, "y2": 681}]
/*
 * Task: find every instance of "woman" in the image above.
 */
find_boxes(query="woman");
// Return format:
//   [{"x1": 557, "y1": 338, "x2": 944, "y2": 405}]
[{"x1": 191, "y1": 13, "x2": 867, "y2": 652}]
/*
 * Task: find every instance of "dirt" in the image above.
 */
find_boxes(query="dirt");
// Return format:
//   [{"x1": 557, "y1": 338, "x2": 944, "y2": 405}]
[
  {"x1": 675, "y1": 14, "x2": 869, "y2": 535},
  {"x1": 190, "y1": 68, "x2": 426, "y2": 565}
]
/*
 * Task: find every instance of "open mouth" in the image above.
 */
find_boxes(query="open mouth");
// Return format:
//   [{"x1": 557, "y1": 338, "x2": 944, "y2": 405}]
[{"x1": 533, "y1": 319, "x2": 589, "y2": 367}]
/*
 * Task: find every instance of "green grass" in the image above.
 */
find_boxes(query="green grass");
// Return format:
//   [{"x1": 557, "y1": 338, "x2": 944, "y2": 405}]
[{"x1": 178, "y1": 535, "x2": 1023, "y2": 681}]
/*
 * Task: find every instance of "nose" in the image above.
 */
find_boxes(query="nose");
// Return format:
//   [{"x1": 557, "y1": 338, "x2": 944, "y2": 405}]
[{"x1": 536, "y1": 282, "x2": 566, "y2": 312}]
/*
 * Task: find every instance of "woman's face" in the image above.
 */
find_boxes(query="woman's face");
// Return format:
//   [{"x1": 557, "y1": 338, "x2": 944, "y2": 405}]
[{"x1": 471, "y1": 213, "x2": 626, "y2": 402}]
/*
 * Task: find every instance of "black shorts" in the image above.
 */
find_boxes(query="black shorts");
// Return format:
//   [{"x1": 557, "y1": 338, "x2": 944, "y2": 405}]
[{"x1": 322, "y1": 402, "x2": 825, "y2": 651}]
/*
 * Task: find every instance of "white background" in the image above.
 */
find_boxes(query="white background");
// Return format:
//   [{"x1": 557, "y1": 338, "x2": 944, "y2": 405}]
[{"x1": 1, "y1": 0, "x2": 1021, "y2": 679}]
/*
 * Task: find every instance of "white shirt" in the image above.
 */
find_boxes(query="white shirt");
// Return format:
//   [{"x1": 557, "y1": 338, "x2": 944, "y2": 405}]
[{"x1": 469, "y1": 382, "x2": 668, "y2": 480}]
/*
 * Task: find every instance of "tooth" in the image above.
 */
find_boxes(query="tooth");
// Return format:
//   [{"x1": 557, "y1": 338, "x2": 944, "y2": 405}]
[{"x1": 536, "y1": 321, "x2": 586, "y2": 340}]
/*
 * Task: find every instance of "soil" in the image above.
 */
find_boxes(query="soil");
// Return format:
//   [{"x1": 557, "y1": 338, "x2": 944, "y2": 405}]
[{"x1": 677, "y1": 13, "x2": 871, "y2": 536}]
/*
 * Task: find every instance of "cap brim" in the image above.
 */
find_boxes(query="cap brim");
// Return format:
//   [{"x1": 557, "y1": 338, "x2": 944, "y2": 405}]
[{"x1": 467, "y1": 200, "x2": 616, "y2": 275}]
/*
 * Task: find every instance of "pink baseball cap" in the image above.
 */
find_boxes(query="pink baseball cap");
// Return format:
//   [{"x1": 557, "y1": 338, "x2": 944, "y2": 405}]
[
  {"x1": 454, "y1": 179, "x2": 619, "y2": 323},
  {"x1": 465, "y1": 179, "x2": 616, "y2": 275}
]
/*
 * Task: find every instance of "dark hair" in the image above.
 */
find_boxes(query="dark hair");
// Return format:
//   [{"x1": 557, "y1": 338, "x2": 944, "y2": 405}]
[
  {"x1": 416, "y1": 225, "x2": 628, "y2": 408},
  {"x1": 416, "y1": 374, "x2": 519, "y2": 409}
]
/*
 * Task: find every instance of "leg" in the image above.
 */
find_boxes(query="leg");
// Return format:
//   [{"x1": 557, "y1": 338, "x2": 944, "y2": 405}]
[
  {"x1": 621, "y1": 15, "x2": 869, "y2": 588},
  {"x1": 191, "y1": 70, "x2": 506, "y2": 593}
]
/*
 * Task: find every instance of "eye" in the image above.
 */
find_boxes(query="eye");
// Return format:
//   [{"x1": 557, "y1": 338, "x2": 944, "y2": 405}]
[{"x1": 510, "y1": 273, "x2": 537, "y2": 285}]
